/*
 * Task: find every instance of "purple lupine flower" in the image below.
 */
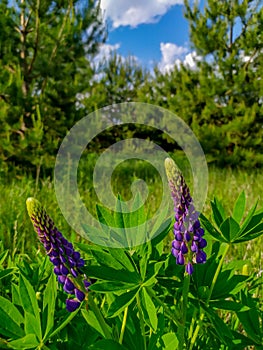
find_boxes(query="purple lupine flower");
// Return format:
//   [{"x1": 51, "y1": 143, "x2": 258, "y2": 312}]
[
  {"x1": 165, "y1": 158, "x2": 207, "y2": 275},
  {"x1": 26, "y1": 198, "x2": 91, "y2": 311}
]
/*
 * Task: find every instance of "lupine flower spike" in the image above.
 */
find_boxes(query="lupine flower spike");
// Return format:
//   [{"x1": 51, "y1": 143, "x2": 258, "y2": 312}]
[
  {"x1": 26, "y1": 198, "x2": 91, "y2": 312},
  {"x1": 165, "y1": 158, "x2": 207, "y2": 275}
]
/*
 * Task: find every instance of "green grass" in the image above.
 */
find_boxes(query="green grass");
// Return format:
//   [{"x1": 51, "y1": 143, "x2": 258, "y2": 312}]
[{"x1": 0, "y1": 161, "x2": 262, "y2": 271}]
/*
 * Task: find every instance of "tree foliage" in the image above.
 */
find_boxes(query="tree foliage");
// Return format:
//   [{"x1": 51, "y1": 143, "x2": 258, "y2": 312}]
[
  {"x1": 0, "y1": 0, "x2": 105, "y2": 172},
  {"x1": 139, "y1": 0, "x2": 263, "y2": 167}
]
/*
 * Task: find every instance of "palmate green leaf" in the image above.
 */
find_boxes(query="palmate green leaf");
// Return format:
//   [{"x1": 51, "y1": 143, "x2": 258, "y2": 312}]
[
  {"x1": 12, "y1": 284, "x2": 22, "y2": 307},
  {"x1": 89, "y1": 280, "x2": 138, "y2": 293},
  {"x1": 0, "y1": 296, "x2": 25, "y2": 339},
  {"x1": 81, "y1": 309, "x2": 111, "y2": 338},
  {"x1": 103, "y1": 247, "x2": 137, "y2": 273},
  {"x1": 199, "y1": 214, "x2": 227, "y2": 242},
  {"x1": 204, "y1": 306, "x2": 233, "y2": 343},
  {"x1": 211, "y1": 199, "x2": 225, "y2": 228},
  {"x1": 0, "y1": 250, "x2": 9, "y2": 266},
  {"x1": 24, "y1": 312, "x2": 41, "y2": 340},
  {"x1": 90, "y1": 249, "x2": 126, "y2": 270},
  {"x1": 130, "y1": 192, "x2": 146, "y2": 227},
  {"x1": 237, "y1": 290, "x2": 262, "y2": 344},
  {"x1": 210, "y1": 300, "x2": 250, "y2": 312},
  {"x1": 140, "y1": 288, "x2": 158, "y2": 331},
  {"x1": 107, "y1": 288, "x2": 140, "y2": 318},
  {"x1": 160, "y1": 333, "x2": 179, "y2": 350},
  {"x1": 96, "y1": 204, "x2": 115, "y2": 228},
  {"x1": 233, "y1": 190, "x2": 246, "y2": 223},
  {"x1": 0, "y1": 268, "x2": 15, "y2": 280},
  {"x1": 219, "y1": 216, "x2": 240, "y2": 242},
  {"x1": 87, "y1": 339, "x2": 128, "y2": 350},
  {"x1": 81, "y1": 224, "x2": 111, "y2": 245},
  {"x1": 19, "y1": 275, "x2": 42, "y2": 341},
  {"x1": 235, "y1": 222, "x2": 263, "y2": 243},
  {"x1": 43, "y1": 273, "x2": 57, "y2": 340},
  {"x1": 238, "y1": 200, "x2": 258, "y2": 236},
  {"x1": 86, "y1": 265, "x2": 140, "y2": 284},
  {"x1": 211, "y1": 272, "x2": 249, "y2": 300},
  {"x1": 136, "y1": 242, "x2": 152, "y2": 281},
  {"x1": 7, "y1": 334, "x2": 39, "y2": 349}
]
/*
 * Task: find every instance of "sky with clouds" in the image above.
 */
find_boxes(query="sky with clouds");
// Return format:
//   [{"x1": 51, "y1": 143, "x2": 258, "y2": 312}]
[{"x1": 97, "y1": 0, "x2": 204, "y2": 72}]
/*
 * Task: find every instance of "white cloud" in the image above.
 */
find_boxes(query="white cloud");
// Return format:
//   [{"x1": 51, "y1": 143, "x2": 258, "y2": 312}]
[
  {"x1": 158, "y1": 43, "x2": 188, "y2": 72},
  {"x1": 95, "y1": 43, "x2": 121, "y2": 62},
  {"x1": 100, "y1": 0, "x2": 184, "y2": 28}
]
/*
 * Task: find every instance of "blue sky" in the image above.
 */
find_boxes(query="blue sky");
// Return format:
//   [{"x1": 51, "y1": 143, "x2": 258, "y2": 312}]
[{"x1": 97, "y1": 0, "x2": 203, "y2": 72}]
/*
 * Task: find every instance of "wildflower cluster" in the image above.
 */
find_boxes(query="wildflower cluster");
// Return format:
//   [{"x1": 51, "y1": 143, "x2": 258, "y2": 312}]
[
  {"x1": 165, "y1": 158, "x2": 207, "y2": 274},
  {"x1": 26, "y1": 198, "x2": 90, "y2": 312}
]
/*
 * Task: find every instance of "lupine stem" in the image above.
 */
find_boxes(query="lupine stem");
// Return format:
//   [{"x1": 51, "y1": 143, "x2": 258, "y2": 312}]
[
  {"x1": 137, "y1": 294, "x2": 147, "y2": 350},
  {"x1": 178, "y1": 273, "x2": 191, "y2": 349},
  {"x1": 146, "y1": 287, "x2": 181, "y2": 327},
  {"x1": 189, "y1": 243, "x2": 230, "y2": 350},
  {"x1": 88, "y1": 293, "x2": 112, "y2": 340},
  {"x1": 119, "y1": 306, "x2": 128, "y2": 344}
]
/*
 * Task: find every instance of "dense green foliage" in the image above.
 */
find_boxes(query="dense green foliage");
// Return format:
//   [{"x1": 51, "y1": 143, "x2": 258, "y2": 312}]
[
  {"x1": 0, "y1": 179, "x2": 262, "y2": 349},
  {"x1": 0, "y1": 0, "x2": 105, "y2": 172},
  {"x1": 1, "y1": 0, "x2": 262, "y2": 173}
]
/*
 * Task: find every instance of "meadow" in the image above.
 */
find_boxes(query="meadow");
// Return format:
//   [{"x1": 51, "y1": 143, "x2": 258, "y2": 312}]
[{"x1": 0, "y1": 157, "x2": 262, "y2": 349}]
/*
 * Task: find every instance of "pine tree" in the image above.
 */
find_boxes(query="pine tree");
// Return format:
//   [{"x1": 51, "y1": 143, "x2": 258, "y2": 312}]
[{"x1": 0, "y1": 0, "x2": 105, "y2": 172}]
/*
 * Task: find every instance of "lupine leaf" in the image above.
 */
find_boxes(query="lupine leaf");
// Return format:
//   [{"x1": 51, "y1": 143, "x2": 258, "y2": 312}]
[
  {"x1": 7, "y1": 334, "x2": 39, "y2": 349},
  {"x1": 200, "y1": 214, "x2": 226, "y2": 242},
  {"x1": 85, "y1": 265, "x2": 140, "y2": 283},
  {"x1": 235, "y1": 222, "x2": 263, "y2": 242},
  {"x1": 87, "y1": 339, "x2": 128, "y2": 349},
  {"x1": 211, "y1": 200, "x2": 224, "y2": 228},
  {"x1": 239, "y1": 201, "x2": 258, "y2": 235},
  {"x1": 24, "y1": 312, "x2": 41, "y2": 341},
  {"x1": 19, "y1": 275, "x2": 42, "y2": 340},
  {"x1": 140, "y1": 288, "x2": 158, "y2": 331},
  {"x1": 210, "y1": 300, "x2": 250, "y2": 312},
  {"x1": 233, "y1": 191, "x2": 246, "y2": 223},
  {"x1": 107, "y1": 288, "x2": 139, "y2": 318},
  {"x1": 0, "y1": 296, "x2": 25, "y2": 338},
  {"x1": 220, "y1": 217, "x2": 240, "y2": 242},
  {"x1": 106, "y1": 248, "x2": 137, "y2": 273},
  {"x1": 204, "y1": 306, "x2": 233, "y2": 342},
  {"x1": 89, "y1": 280, "x2": 138, "y2": 292},
  {"x1": 81, "y1": 309, "x2": 111, "y2": 338},
  {"x1": 0, "y1": 268, "x2": 15, "y2": 280},
  {"x1": 96, "y1": 204, "x2": 115, "y2": 227},
  {"x1": 90, "y1": 249, "x2": 126, "y2": 270},
  {"x1": 43, "y1": 273, "x2": 57, "y2": 340},
  {"x1": 160, "y1": 333, "x2": 179, "y2": 350},
  {"x1": 0, "y1": 250, "x2": 9, "y2": 266},
  {"x1": 12, "y1": 284, "x2": 22, "y2": 307}
]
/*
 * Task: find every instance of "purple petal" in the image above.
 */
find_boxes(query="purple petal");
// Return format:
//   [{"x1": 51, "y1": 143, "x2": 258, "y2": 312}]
[
  {"x1": 177, "y1": 252, "x2": 185, "y2": 265},
  {"x1": 84, "y1": 280, "x2": 91, "y2": 290},
  {"x1": 75, "y1": 288, "x2": 85, "y2": 302},
  {"x1": 58, "y1": 275, "x2": 66, "y2": 284},
  {"x1": 172, "y1": 247, "x2": 179, "y2": 258},
  {"x1": 184, "y1": 231, "x2": 191, "y2": 242},
  {"x1": 54, "y1": 266, "x2": 61, "y2": 275},
  {"x1": 196, "y1": 250, "x2": 206, "y2": 264},
  {"x1": 60, "y1": 264, "x2": 69, "y2": 276},
  {"x1": 64, "y1": 277, "x2": 75, "y2": 293},
  {"x1": 181, "y1": 242, "x2": 188, "y2": 255},
  {"x1": 191, "y1": 241, "x2": 198, "y2": 252},
  {"x1": 66, "y1": 299, "x2": 80, "y2": 312},
  {"x1": 71, "y1": 268, "x2": 78, "y2": 278},
  {"x1": 198, "y1": 238, "x2": 207, "y2": 249},
  {"x1": 186, "y1": 262, "x2": 194, "y2": 275},
  {"x1": 72, "y1": 251, "x2": 81, "y2": 260},
  {"x1": 172, "y1": 240, "x2": 181, "y2": 250}
]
